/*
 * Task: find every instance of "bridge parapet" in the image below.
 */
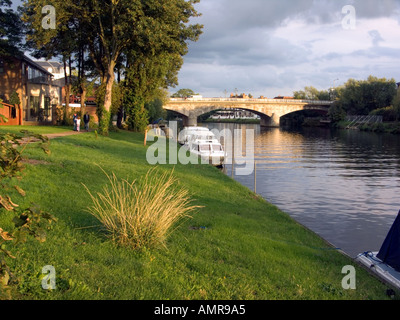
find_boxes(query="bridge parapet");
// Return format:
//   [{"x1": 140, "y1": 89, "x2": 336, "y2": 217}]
[{"x1": 169, "y1": 97, "x2": 333, "y2": 105}]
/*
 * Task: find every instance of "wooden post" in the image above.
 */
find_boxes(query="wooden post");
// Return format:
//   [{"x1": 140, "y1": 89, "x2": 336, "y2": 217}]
[
  {"x1": 18, "y1": 105, "x2": 22, "y2": 125},
  {"x1": 144, "y1": 128, "x2": 148, "y2": 146},
  {"x1": 231, "y1": 132, "x2": 235, "y2": 179},
  {"x1": 254, "y1": 160, "x2": 257, "y2": 193}
]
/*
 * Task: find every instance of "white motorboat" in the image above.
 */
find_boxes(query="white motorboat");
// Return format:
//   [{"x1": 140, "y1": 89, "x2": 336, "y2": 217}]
[
  {"x1": 178, "y1": 126, "x2": 212, "y2": 145},
  {"x1": 178, "y1": 127, "x2": 225, "y2": 166},
  {"x1": 356, "y1": 251, "x2": 400, "y2": 290}
]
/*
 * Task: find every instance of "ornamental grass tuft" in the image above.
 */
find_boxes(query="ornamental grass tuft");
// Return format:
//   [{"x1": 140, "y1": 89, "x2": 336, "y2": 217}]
[{"x1": 83, "y1": 167, "x2": 199, "y2": 250}]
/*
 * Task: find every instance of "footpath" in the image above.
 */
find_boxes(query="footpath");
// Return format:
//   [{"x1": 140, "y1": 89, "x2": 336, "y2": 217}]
[
  {"x1": 44, "y1": 130, "x2": 85, "y2": 139},
  {"x1": 17, "y1": 130, "x2": 84, "y2": 145}
]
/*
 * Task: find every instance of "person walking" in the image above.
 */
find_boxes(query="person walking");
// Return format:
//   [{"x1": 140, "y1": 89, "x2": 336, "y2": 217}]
[
  {"x1": 83, "y1": 112, "x2": 90, "y2": 131},
  {"x1": 73, "y1": 113, "x2": 78, "y2": 131},
  {"x1": 76, "y1": 116, "x2": 81, "y2": 132}
]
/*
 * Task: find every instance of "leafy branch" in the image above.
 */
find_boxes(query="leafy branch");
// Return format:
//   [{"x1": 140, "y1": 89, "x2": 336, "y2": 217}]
[{"x1": 0, "y1": 130, "x2": 55, "y2": 298}]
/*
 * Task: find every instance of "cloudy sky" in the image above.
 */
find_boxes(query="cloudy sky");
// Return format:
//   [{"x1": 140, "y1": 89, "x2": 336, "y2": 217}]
[{"x1": 172, "y1": 0, "x2": 400, "y2": 98}]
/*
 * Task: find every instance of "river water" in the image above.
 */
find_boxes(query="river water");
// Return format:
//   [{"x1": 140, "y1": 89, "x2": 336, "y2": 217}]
[{"x1": 203, "y1": 123, "x2": 400, "y2": 258}]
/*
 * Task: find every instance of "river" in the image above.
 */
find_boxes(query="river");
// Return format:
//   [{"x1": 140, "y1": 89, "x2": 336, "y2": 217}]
[{"x1": 202, "y1": 122, "x2": 400, "y2": 258}]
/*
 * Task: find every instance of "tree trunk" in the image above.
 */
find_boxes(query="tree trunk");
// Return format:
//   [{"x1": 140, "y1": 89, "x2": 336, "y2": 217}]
[
  {"x1": 63, "y1": 58, "x2": 70, "y2": 123},
  {"x1": 117, "y1": 105, "x2": 124, "y2": 129},
  {"x1": 99, "y1": 62, "x2": 115, "y2": 135},
  {"x1": 104, "y1": 62, "x2": 115, "y2": 112},
  {"x1": 80, "y1": 84, "x2": 86, "y2": 117}
]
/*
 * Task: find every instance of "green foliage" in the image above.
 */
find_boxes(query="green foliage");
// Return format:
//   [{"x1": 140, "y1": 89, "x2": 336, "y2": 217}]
[
  {"x1": 23, "y1": 0, "x2": 203, "y2": 136},
  {"x1": 97, "y1": 108, "x2": 111, "y2": 136},
  {"x1": 95, "y1": 84, "x2": 111, "y2": 135},
  {"x1": 336, "y1": 76, "x2": 397, "y2": 115},
  {"x1": 293, "y1": 86, "x2": 330, "y2": 100},
  {"x1": 370, "y1": 106, "x2": 397, "y2": 122},
  {"x1": 145, "y1": 98, "x2": 167, "y2": 124},
  {"x1": 171, "y1": 88, "x2": 197, "y2": 98},
  {"x1": 328, "y1": 103, "x2": 347, "y2": 124},
  {"x1": 110, "y1": 82, "x2": 124, "y2": 116},
  {"x1": 9, "y1": 91, "x2": 21, "y2": 106},
  {"x1": 393, "y1": 88, "x2": 400, "y2": 121},
  {"x1": 124, "y1": 92, "x2": 149, "y2": 133},
  {"x1": 0, "y1": 0, "x2": 23, "y2": 56},
  {"x1": 0, "y1": 130, "x2": 55, "y2": 297}
]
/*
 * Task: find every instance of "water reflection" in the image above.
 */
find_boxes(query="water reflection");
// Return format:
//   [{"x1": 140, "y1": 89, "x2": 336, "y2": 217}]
[{"x1": 203, "y1": 123, "x2": 400, "y2": 258}]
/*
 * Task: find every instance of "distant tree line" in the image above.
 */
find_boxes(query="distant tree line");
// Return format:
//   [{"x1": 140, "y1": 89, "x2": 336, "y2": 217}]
[
  {"x1": 293, "y1": 86, "x2": 331, "y2": 101},
  {"x1": 294, "y1": 76, "x2": 400, "y2": 123}
]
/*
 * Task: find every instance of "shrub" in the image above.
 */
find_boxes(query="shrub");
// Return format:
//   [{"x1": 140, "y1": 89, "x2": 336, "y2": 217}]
[
  {"x1": 0, "y1": 130, "x2": 55, "y2": 298},
  {"x1": 370, "y1": 106, "x2": 397, "y2": 122},
  {"x1": 83, "y1": 167, "x2": 199, "y2": 250}
]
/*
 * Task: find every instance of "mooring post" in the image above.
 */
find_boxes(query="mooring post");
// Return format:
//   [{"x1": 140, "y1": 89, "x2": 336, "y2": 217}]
[
  {"x1": 231, "y1": 133, "x2": 235, "y2": 179},
  {"x1": 254, "y1": 160, "x2": 257, "y2": 193}
]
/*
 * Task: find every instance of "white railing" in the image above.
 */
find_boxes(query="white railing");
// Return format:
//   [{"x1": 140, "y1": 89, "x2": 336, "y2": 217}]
[{"x1": 168, "y1": 98, "x2": 333, "y2": 105}]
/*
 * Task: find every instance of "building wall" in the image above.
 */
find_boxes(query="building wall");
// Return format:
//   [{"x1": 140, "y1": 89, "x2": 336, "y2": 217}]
[
  {"x1": 0, "y1": 56, "x2": 24, "y2": 105},
  {"x1": 0, "y1": 103, "x2": 21, "y2": 125},
  {"x1": 0, "y1": 57, "x2": 23, "y2": 125}
]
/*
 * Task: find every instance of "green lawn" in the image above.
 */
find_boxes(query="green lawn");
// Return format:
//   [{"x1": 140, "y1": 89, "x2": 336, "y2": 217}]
[
  {"x1": 0, "y1": 126, "x2": 396, "y2": 300},
  {"x1": 0, "y1": 125, "x2": 73, "y2": 135}
]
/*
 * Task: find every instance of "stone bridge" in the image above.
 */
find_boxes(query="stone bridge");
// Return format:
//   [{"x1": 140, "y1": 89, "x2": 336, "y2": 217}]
[{"x1": 164, "y1": 98, "x2": 334, "y2": 127}]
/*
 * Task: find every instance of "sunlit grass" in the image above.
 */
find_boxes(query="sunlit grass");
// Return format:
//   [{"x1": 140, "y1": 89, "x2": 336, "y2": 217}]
[{"x1": 0, "y1": 125, "x2": 72, "y2": 135}]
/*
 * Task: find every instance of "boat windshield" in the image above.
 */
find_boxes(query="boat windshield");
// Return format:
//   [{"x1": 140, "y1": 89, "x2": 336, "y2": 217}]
[
  {"x1": 199, "y1": 145, "x2": 211, "y2": 151},
  {"x1": 192, "y1": 134, "x2": 214, "y2": 140},
  {"x1": 212, "y1": 144, "x2": 223, "y2": 152}
]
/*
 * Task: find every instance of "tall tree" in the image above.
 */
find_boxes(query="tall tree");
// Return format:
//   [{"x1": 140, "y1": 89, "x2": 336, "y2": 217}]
[
  {"x1": 22, "y1": 0, "x2": 79, "y2": 121},
  {"x1": 0, "y1": 0, "x2": 24, "y2": 56},
  {"x1": 23, "y1": 0, "x2": 202, "y2": 134},
  {"x1": 119, "y1": 0, "x2": 202, "y2": 132},
  {"x1": 123, "y1": 50, "x2": 185, "y2": 131},
  {"x1": 171, "y1": 88, "x2": 197, "y2": 98}
]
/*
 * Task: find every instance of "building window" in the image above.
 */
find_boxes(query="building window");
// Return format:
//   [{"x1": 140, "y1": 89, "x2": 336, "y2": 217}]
[
  {"x1": 44, "y1": 97, "x2": 51, "y2": 118},
  {"x1": 10, "y1": 106, "x2": 17, "y2": 119},
  {"x1": 29, "y1": 96, "x2": 40, "y2": 120}
]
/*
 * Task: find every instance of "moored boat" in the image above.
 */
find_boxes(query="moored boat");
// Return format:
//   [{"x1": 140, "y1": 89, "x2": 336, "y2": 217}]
[
  {"x1": 356, "y1": 211, "x2": 400, "y2": 290},
  {"x1": 178, "y1": 126, "x2": 212, "y2": 145},
  {"x1": 178, "y1": 126, "x2": 225, "y2": 166}
]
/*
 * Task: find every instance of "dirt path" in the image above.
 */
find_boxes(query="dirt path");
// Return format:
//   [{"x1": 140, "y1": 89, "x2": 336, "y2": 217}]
[
  {"x1": 44, "y1": 130, "x2": 85, "y2": 139},
  {"x1": 16, "y1": 130, "x2": 85, "y2": 145}
]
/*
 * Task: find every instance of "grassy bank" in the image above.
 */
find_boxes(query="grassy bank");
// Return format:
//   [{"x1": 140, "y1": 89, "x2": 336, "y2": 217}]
[
  {"x1": 0, "y1": 126, "x2": 395, "y2": 300},
  {"x1": 335, "y1": 120, "x2": 400, "y2": 134}
]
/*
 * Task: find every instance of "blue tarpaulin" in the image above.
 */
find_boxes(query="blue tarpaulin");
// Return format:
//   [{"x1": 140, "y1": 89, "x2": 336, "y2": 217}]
[
  {"x1": 153, "y1": 118, "x2": 163, "y2": 124},
  {"x1": 377, "y1": 211, "x2": 400, "y2": 272}
]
